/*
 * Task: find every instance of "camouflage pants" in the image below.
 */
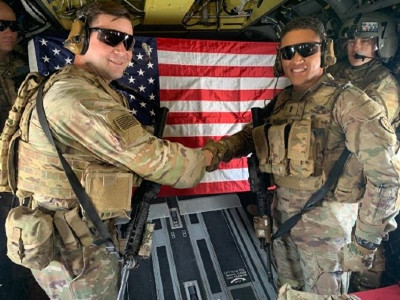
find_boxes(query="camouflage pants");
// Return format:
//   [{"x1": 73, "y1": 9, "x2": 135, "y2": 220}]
[
  {"x1": 31, "y1": 234, "x2": 119, "y2": 299},
  {"x1": 273, "y1": 189, "x2": 359, "y2": 295}
]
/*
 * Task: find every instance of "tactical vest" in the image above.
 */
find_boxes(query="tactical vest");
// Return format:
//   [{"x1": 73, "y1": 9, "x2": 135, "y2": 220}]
[
  {"x1": 253, "y1": 79, "x2": 364, "y2": 202},
  {"x1": 0, "y1": 68, "x2": 139, "y2": 219},
  {"x1": 0, "y1": 72, "x2": 48, "y2": 193},
  {"x1": 0, "y1": 72, "x2": 81, "y2": 199}
]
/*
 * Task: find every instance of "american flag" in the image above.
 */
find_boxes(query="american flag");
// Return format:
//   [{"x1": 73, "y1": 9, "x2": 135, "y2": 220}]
[{"x1": 28, "y1": 34, "x2": 289, "y2": 197}]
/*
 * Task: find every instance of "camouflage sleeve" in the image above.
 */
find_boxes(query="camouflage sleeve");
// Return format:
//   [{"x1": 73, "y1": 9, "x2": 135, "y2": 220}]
[
  {"x1": 43, "y1": 80, "x2": 206, "y2": 189},
  {"x1": 363, "y1": 72, "x2": 400, "y2": 123},
  {"x1": 224, "y1": 123, "x2": 254, "y2": 158},
  {"x1": 333, "y1": 88, "x2": 400, "y2": 244}
]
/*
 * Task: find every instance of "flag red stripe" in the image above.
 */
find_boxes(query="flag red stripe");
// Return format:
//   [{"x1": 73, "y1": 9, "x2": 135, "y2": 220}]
[
  {"x1": 160, "y1": 88, "x2": 279, "y2": 101},
  {"x1": 159, "y1": 64, "x2": 275, "y2": 77},
  {"x1": 159, "y1": 180, "x2": 250, "y2": 197},
  {"x1": 165, "y1": 136, "x2": 225, "y2": 148},
  {"x1": 166, "y1": 112, "x2": 252, "y2": 124},
  {"x1": 157, "y1": 37, "x2": 278, "y2": 54},
  {"x1": 218, "y1": 159, "x2": 249, "y2": 170}
]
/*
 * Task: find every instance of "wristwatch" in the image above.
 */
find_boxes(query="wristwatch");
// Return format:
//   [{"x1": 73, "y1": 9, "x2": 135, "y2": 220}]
[{"x1": 355, "y1": 235, "x2": 379, "y2": 250}]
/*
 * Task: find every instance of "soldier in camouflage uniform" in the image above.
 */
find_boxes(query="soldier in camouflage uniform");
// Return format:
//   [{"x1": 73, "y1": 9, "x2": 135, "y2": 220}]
[
  {"x1": 0, "y1": 1, "x2": 42, "y2": 299},
  {"x1": 203, "y1": 17, "x2": 400, "y2": 295},
  {"x1": 328, "y1": 12, "x2": 400, "y2": 292},
  {"x1": 0, "y1": 1, "x2": 27, "y2": 131},
  {"x1": 328, "y1": 12, "x2": 400, "y2": 125},
  {"x1": 5, "y1": 1, "x2": 212, "y2": 299}
]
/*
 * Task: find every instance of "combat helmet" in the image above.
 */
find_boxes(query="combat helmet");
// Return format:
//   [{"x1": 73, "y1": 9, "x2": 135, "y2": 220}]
[{"x1": 339, "y1": 12, "x2": 398, "y2": 61}]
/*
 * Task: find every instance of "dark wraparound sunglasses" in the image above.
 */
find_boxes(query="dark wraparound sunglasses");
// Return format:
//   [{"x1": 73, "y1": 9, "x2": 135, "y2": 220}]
[
  {"x1": 0, "y1": 20, "x2": 19, "y2": 32},
  {"x1": 90, "y1": 27, "x2": 135, "y2": 51},
  {"x1": 280, "y1": 42, "x2": 322, "y2": 60}
]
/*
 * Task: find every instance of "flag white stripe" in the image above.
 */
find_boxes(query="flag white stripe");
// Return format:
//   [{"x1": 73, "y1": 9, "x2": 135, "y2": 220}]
[
  {"x1": 159, "y1": 76, "x2": 288, "y2": 90},
  {"x1": 28, "y1": 40, "x2": 39, "y2": 72},
  {"x1": 165, "y1": 123, "x2": 247, "y2": 137},
  {"x1": 158, "y1": 50, "x2": 276, "y2": 67},
  {"x1": 202, "y1": 168, "x2": 249, "y2": 183},
  {"x1": 161, "y1": 99, "x2": 267, "y2": 113}
]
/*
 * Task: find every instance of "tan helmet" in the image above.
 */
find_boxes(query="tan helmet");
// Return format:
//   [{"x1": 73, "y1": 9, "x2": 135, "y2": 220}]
[{"x1": 339, "y1": 12, "x2": 398, "y2": 60}]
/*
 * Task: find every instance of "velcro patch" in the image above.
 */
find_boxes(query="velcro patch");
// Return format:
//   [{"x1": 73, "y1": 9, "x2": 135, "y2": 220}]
[
  {"x1": 114, "y1": 113, "x2": 137, "y2": 131},
  {"x1": 106, "y1": 110, "x2": 140, "y2": 146}
]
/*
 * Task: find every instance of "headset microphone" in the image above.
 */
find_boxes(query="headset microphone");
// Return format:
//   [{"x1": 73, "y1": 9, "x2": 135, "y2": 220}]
[
  {"x1": 353, "y1": 53, "x2": 388, "y2": 63},
  {"x1": 353, "y1": 53, "x2": 367, "y2": 60}
]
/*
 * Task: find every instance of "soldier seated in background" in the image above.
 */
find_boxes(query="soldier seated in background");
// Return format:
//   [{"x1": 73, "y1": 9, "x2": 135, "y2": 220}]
[
  {"x1": 328, "y1": 12, "x2": 400, "y2": 126},
  {"x1": 328, "y1": 12, "x2": 400, "y2": 292},
  {"x1": 203, "y1": 16, "x2": 400, "y2": 295},
  {"x1": 0, "y1": 1, "x2": 46, "y2": 299}
]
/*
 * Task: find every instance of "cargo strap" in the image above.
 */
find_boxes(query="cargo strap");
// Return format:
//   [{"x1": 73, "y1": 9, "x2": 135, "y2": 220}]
[
  {"x1": 272, "y1": 147, "x2": 351, "y2": 240},
  {"x1": 35, "y1": 83, "x2": 119, "y2": 258}
]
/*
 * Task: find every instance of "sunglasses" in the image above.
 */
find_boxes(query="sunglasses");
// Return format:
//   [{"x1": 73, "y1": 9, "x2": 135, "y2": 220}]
[
  {"x1": 90, "y1": 27, "x2": 135, "y2": 51},
  {"x1": 280, "y1": 42, "x2": 322, "y2": 60},
  {"x1": 0, "y1": 20, "x2": 19, "y2": 32}
]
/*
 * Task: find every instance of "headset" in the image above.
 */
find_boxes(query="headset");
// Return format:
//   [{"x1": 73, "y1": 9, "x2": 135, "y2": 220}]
[
  {"x1": 339, "y1": 12, "x2": 398, "y2": 61},
  {"x1": 273, "y1": 38, "x2": 337, "y2": 77},
  {"x1": 63, "y1": 14, "x2": 90, "y2": 55}
]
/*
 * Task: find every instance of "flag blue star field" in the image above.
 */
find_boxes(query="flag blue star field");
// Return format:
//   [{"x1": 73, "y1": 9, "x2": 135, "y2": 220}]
[{"x1": 28, "y1": 34, "x2": 289, "y2": 196}]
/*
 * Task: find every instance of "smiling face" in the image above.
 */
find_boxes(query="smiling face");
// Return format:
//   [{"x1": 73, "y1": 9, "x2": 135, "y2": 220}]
[
  {"x1": 74, "y1": 14, "x2": 133, "y2": 82},
  {"x1": 280, "y1": 28, "x2": 324, "y2": 92}
]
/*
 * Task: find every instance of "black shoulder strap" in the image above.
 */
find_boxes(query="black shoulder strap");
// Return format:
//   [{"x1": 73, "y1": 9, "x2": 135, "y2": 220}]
[
  {"x1": 35, "y1": 84, "x2": 119, "y2": 258},
  {"x1": 272, "y1": 147, "x2": 351, "y2": 240},
  {"x1": 272, "y1": 81, "x2": 353, "y2": 240}
]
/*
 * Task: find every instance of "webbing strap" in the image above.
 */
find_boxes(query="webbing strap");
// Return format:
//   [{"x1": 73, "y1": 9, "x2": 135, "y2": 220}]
[
  {"x1": 272, "y1": 147, "x2": 351, "y2": 240},
  {"x1": 35, "y1": 84, "x2": 119, "y2": 258}
]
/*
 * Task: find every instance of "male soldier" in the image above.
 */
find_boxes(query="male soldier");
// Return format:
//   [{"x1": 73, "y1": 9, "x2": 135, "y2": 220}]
[
  {"x1": 0, "y1": 1, "x2": 42, "y2": 299},
  {"x1": 329, "y1": 12, "x2": 400, "y2": 125},
  {"x1": 4, "y1": 1, "x2": 212, "y2": 299},
  {"x1": 0, "y1": 1, "x2": 27, "y2": 130},
  {"x1": 203, "y1": 16, "x2": 400, "y2": 294},
  {"x1": 328, "y1": 12, "x2": 400, "y2": 292}
]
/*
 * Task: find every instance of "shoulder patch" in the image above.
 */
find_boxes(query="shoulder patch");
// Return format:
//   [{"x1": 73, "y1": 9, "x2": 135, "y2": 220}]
[
  {"x1": 114, "y1": 113, "x2": 137, "y2": 131},
  {"x1": 106, "y1": 110, "x2": 139, "y2": 132},
  {"x1": 106, "y1": 110, "x2": 141, "y2": 146}
]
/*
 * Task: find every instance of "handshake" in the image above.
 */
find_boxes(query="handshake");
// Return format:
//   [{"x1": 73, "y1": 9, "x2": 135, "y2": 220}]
[
  {"x1": 202, "y1": 139, "x2": 235, "y2": 172},
  {"x1": 339, "y1": 237, "x2": 377, "y2": 273}
]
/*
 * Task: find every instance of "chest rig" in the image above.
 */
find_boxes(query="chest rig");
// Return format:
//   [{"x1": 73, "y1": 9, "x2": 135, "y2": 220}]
[{"x1": 253, "y1": 80, "x2": 348, "y2": 191}]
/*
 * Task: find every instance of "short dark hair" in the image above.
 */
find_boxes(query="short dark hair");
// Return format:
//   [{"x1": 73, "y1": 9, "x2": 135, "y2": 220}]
[
  {"x1": 77, "y1": 1, "x2": 131, "y2": 27},
  {"x1": 280, "y1": 17, "x2": 326, "y2": 42}
]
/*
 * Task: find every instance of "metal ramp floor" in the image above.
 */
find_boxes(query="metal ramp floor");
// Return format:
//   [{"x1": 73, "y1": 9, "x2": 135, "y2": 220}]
[{"x1": 127, "y1": 193, "x2": 277, "y2": 300}]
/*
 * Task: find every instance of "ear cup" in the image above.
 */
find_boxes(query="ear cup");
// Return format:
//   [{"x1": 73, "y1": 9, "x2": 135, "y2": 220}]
[
  {"x1": 63, "y1": 18, "x2": 89, "y2": 55},
  {"x1": 273, "y1": 48, "x2": 284, "y2": 77},
  {"x1": 321, "y1": 38, "x2": 337, "y2": 68}
]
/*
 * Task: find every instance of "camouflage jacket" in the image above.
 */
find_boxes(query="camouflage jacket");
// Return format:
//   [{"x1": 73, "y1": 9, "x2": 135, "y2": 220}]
[
  {"x1": 329, "y1": 59, "x2": 400, "y2": 124},
  {"x1": 277, "y1": 74, "x2": 399, "y2": 244},
  {"x1": 0, "y1": 52, "x2": 28, "y2": 132},
  {"x1": 237, "y1": 74, "x2": 400, "y2": 244},
  {"x1": 16, "y1": 65, "x2": 206, "y2": 209}
]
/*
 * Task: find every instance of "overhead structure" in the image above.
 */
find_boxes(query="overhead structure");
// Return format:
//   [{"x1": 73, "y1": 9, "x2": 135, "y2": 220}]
[{"x1": 10, "y1": 0, "x2": 400, "y2": 41}]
